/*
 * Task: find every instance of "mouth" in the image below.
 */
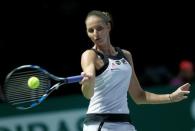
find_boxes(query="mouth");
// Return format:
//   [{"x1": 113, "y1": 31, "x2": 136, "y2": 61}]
[{"x1": 94, "y1": 38, "x2": 102, "y2": 42}]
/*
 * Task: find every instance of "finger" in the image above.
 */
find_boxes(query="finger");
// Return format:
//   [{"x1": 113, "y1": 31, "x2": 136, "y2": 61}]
[
  {"x1": 79, "y1": 79, "x2": 84, "y2": 84},
  {"x1": 81, "y1": 72, "x2": 86, "y2": 76},
  {"x1": 178, "y1": 91, "x2": 190, "y2": 97},
  {"x1": 180, "y1": 83, "x2": 191, "y2": 91},
  {"x1": 79, "y1": 75, "x2": 87, "y2": 84},
  {"x1": 81, "y1": 72, "x2": 92, "y2": 78},
  {"x1": 181, "y1": 86, "x2": 190, "y2": 91},
  {"x1": 182, "y1": 91, "x2": 190, "y2": 94},
  {"x1": 79, "y1": 79, "x2": 86, "y2": 85},
  {"x1": 183, "y1": 96, "x2": 188, "y2": 99}
]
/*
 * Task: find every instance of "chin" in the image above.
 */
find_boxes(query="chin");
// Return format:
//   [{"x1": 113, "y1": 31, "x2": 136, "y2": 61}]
[{"x1": 95, "y1": 41, "x2": 105, "y2": 46}]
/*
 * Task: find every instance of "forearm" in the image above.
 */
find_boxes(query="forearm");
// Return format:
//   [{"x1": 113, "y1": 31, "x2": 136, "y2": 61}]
[
  {"x1": 81, "y1": 81, "x2": 94, "y2": 99},
  {"x1": 141, "y1": 83, "x2": 191, "y2": 104},
  {"x1": 81, "y1": 72, "x2": 95, "y2": 99},
  {"x1": 142, "y1": 91, "x2": 172, "y2": 104},
  {"x1": 80, "y1": 50, "x2": 96, "y2": 99}
]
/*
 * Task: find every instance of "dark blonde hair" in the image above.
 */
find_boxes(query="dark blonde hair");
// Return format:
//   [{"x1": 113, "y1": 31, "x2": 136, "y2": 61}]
[{"x1": 85, "y1": 10, "x2": 113, "y2": 26}]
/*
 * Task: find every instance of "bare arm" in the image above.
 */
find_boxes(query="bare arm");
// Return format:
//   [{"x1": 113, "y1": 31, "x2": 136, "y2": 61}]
[
  {"x1": 80, "y1": 50, "x2": 96, "y2": 99},
  {"x1": 122, "y1": 50, "x2": 190, "y2": 104}
]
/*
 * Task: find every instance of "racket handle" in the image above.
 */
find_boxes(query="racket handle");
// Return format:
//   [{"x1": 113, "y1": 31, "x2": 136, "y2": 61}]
[{"x1": 66, "y1": 75, "x2": 83, "y2": 83}]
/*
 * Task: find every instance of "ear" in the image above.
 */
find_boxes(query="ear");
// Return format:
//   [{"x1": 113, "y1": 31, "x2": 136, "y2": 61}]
[
  {"x1": 86, "y1": 28, "x2": 90, "y2": 37},
  {"x1": 86, "y1": 29, "x2": 88, "y2": 35},
  {"x1": 107, "y1": 22, "x2": 111, "y2": 31}
]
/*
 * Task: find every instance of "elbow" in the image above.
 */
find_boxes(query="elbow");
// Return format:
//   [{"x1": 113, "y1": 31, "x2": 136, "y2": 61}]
[
  {"x1": 83, "y1": 92, "x2": 94, "y2": 99},
  {"x1": 134, "y1": 99, "x2": 145, "y2": 105},
  {"x1": 131, "y1": 92, "x2": 147, "y2": 105}
]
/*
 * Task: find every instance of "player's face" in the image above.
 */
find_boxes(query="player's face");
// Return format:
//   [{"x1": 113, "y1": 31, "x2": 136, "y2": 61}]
[{"x1": 85, "y1": 15, "x2": 111, "y2": 46}]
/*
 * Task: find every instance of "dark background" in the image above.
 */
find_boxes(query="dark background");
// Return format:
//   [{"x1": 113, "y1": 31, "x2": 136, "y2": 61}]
[{"x1": 0, "y1": 1, "x2": 194, "y2": 96}]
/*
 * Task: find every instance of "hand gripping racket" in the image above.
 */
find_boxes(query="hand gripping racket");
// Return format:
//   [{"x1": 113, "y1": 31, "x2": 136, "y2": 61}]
[{"x1": 1, "y1": 65, "x2": 82, "y2": 110}]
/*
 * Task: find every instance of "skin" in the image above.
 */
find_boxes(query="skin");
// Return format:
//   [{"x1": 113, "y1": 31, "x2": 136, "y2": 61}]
[{"x1": 80, "y1": 14, "x2": 190, "y2": 104}]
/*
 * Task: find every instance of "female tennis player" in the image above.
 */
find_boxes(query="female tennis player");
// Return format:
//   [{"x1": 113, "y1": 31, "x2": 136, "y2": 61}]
[{"x1": 80, "y1": 10, "x2": 190, "y2": 131}]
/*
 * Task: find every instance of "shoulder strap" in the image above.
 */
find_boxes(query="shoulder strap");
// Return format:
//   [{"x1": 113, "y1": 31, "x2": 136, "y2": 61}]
[
  {"x1": 90, "y1": 49, "x2": 105, "y2": 60},
  {"x1": 115, "y1": 47, "x2": 128, "y2": 61},
  {"x1": 90, "y1": 49, "x2": 109, "y2": 76}
]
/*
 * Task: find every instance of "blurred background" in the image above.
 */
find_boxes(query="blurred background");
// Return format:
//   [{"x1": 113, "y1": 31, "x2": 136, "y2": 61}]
[{"x1": 0, "y1": 0, "x2": 194, "y2": 131}]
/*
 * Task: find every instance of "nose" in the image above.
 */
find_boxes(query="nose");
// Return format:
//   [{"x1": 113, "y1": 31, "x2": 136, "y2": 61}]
[{"x1": 93, "y1": 30, "x2": 99, "y2": 39}]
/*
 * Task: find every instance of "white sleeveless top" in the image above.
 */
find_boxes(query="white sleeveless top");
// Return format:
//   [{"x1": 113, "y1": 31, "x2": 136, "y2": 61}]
[{"x1": 87, "y1": 48, "x2": 132, "y2": 114}]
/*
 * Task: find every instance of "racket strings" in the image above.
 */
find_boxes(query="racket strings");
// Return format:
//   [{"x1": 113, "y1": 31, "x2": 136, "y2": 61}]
[{"x1": 4, "y1": 68, "x2": 50, "y2": 107}]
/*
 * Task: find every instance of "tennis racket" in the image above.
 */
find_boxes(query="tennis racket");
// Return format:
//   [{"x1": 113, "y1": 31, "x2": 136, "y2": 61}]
[{"x1": 1, "y1": 65, "x2": 83, "y2": 110}]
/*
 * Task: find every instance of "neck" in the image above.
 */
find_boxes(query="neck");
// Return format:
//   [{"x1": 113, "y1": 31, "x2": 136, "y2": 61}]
[{"x1": 94, "y1": 43, "x2": 117, "y2": 56}]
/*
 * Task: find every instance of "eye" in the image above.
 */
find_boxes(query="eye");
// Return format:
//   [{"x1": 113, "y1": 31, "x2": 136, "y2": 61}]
[
  {"x1": 87, "y1": 26, "x2": 104, "y2": 33},
  {"x1": 96, "y1": 26, "x2": 104, "y2": 31},
  {"x1": 88, "y1": 28, "x2": 94, "y2": 33}
]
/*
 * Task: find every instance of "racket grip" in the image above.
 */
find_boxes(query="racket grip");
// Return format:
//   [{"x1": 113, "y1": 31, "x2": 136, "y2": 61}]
[{"x1": 66, "y1": 75, "x2": 83, "y2": 83}]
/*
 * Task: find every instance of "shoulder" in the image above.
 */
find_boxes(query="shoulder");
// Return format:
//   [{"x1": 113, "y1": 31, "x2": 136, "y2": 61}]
[
  {"x1": 120, "y1": 49, "x2": 133, "y2": 64},
  {"x1": 115, "y1": 47, "x2": 132, "y2": 59},
  {"x1": 82, "y1": 49, "x2": 96, "y2": 57},
  {"x1": 81, "y1": 49, "x2": 97, "y2": 62},
  {"x1": 121, "y1": 49, "x2": 132, "y2": 58}
]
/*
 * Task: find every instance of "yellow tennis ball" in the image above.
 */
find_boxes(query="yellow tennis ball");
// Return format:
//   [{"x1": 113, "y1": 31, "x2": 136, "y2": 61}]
[{"x1": 28, "y1": 76, "x2": 40, "y2": 89}]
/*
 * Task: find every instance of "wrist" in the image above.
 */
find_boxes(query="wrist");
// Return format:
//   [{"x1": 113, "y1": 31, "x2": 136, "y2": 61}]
[{"x1": 169, "y1": 94, "x2": 173, "y2": 103}]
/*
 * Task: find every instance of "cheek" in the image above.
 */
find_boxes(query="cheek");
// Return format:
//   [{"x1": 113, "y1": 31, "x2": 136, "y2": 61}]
[
  {"x1": 87, "y1": 32, "x2": 91, "y2": 37},
  {"x1": 101, "y1": 31, "x2": 109, "y2": 38},
  {"x1": 103, "y1": 28, "x2": 109, "y2": 35},
  {"x1": 87, "y1": 33, "x2": 94, "y2": 40}
]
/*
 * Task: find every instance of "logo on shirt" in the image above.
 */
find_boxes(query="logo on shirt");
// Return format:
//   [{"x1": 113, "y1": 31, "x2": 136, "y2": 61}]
[
  {"x1": 111, "y1": 62, "x2": 120, "y2": 71},
  {"x1": 115, "y1": 60, "x2": 121, "y2": 65},
  {"x1": 110, "y1": 59, "x2": 128, "y2": 71},
  {"x1": 121, "y1": 58, "x2": 128, "y2": 64}
]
